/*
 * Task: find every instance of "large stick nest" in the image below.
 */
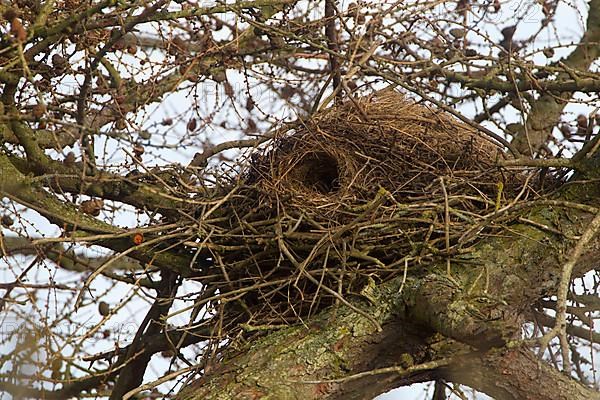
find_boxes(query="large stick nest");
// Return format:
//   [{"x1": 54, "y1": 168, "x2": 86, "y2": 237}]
[
  {"x1": 247, "y1": 90, "x2": 513, "y2": 215},
  {"x1": 192, "y1": 91, "x2": 539, "y2": 336}
]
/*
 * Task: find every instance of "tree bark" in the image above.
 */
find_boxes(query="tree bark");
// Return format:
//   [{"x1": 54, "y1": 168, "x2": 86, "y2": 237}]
[
  {"x1": 442, "y1": 348, "x2": 600, "y2": 400},
  {"x1": 177, "y1": 279, "x2": 442, "y2": 400}
]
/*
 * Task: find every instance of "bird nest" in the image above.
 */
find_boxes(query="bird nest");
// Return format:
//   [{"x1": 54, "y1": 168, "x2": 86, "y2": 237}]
[
  {"x1": 191, "y1": 91, "x2": 537, "y2": 333},
  {"x1": 246, "y1": 91, "x2": 513, "y2": 216}
]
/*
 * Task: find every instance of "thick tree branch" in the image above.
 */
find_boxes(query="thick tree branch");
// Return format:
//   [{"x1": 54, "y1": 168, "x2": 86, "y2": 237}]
[
  {"x1": 441, "y1": 348, "x2": 600, "y2": 400},
  {"x1": 177, "y1": 279, "x2": 442, "y2": 400},
  {"x1": 109, "y1": 269, "x2": 180, "y2": 399},
  {"x1": 0, "y1": 153, "x2": 207, "y2": 276}
]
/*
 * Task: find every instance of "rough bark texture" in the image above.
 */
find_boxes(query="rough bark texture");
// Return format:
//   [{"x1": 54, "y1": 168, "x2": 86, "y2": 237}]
[
  {"x1": 177, "y1": 279, "x2": 442, "y2": 400},
  {"x1": 442, "y1": 348, "x2": 600, "y2": 400}
]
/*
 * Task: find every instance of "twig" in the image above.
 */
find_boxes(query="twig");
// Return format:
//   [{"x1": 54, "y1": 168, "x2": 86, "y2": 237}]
[
  {"x1": 110, "y1": 269, "x2": 180, "y2": 400},
  {"x1": 276, "y1": 228, "x2": 382, "y2": 331},
  {"x1": 324, "y1": 0, "x2": 341, "y2": 99},
  {"x1": 534, "y1": 311, "x2": 600, "y2": 343},
  {"x1": 398, "y1": 258, "x2": 409, "y2": 294},
  {"x1": 76, "y1": 0, "x2": 170, "y2": 172},
  {"x1": 0, "y1": 256, "x2": 40, "y2": 313},
  {"x1": 498, "y1": 158, "x2": 576, "y2": 169},
  {"x1": 122, "y1": 364, "x2": 199, "y2": 400},
  {"x1": 187, "y1": 136, "x2": 273, "y2": 169},
  {"x1": 439, "y1": 177, "x2": 451, "y2": 275},
  {"x1": 74, "y1": 231, "x2": 186, "y2": 309},
  {"x1": 535, "y1": 210, "x2": 600, "y2": 374},
  {"x1": 298, "y1": 357, "x2": 453, "y2": 384},
  {"x1": 517, "y1": 217, "x2": 580, "y2": 240}
]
